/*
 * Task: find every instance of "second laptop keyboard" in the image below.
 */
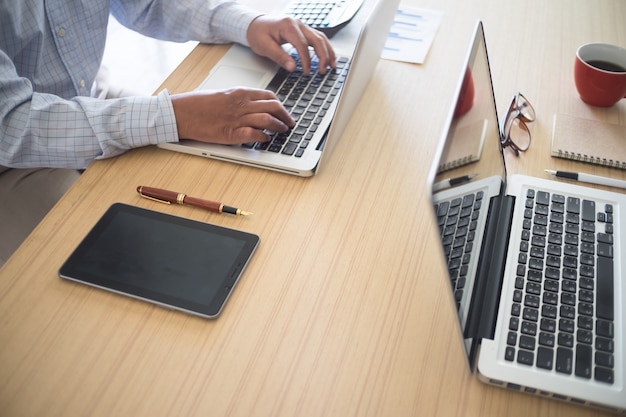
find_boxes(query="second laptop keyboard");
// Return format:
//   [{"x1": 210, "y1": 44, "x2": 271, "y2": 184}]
[
  {"x1": 241, "y1": 50, "x2": 350, "y2": 157},
  {"x1": 505, "y1": 189, "x2": 615, "y2": 385}
]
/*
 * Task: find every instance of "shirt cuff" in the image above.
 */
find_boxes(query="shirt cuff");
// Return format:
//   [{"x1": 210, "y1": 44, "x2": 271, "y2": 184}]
[
  {"x1": 126, "y1": 89, "x2": 179, "y2": 146},
  {"x1": 96, "y1": 89, "x2": 178, "y2": 160},
  {"x1": 211, "y1": 3, "x2": 262, "y2": 46}
]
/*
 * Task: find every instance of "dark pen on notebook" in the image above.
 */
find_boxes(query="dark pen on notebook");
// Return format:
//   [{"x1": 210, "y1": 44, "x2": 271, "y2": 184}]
[
  {"x1": 137, "y1": 186, "x2": 252, "y2": 216},
  {"x1": 432, "y1": 174, "x2": 477, "y2": 192},
  {"x1": 545, "y1": 170, "x2": 626, "y2": 190}
]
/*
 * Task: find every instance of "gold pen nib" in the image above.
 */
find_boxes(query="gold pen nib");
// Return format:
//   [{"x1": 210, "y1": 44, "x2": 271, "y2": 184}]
[{"x1": 221, "y1": 205, "x2": 252, "y2": 216}]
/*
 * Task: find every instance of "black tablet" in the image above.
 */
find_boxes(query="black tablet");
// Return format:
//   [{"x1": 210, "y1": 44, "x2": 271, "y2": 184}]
[{"x1": 59, "y1": 203, "x2": 259, "y2": 318}]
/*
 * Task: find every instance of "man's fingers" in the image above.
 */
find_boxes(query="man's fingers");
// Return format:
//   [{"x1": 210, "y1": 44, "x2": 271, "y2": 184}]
[
  {"x1": 298, "y1": 24, "x2": 336, "y2": 73},
  {"x1": 241, "y1": 111, "x2": 291, "y2": 134},
  {"x1": 245, "y1": 100, "x2": 294, "y2": 125},
  {"x1": 235, "y1": 126, "x2": 273, "y2": 144}
]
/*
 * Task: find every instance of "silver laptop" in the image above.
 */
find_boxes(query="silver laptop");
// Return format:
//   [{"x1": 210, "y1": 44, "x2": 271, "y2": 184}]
[
  {"x1": 158, "y1": 0, "x2": 399, "y2": 177},
  {"x1": 428, "y1": 21, "x2": 625, "y2": 412}
]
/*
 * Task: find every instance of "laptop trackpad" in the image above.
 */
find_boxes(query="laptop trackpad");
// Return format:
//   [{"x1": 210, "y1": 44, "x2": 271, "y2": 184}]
[{"x1": 199, "y1": 65, "x2": 270, "y2": 90}]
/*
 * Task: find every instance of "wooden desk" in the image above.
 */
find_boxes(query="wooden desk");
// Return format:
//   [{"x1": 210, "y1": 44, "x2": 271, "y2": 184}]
[{"x1": 1, "y1": 0, "x2": 624, "y2": 416}]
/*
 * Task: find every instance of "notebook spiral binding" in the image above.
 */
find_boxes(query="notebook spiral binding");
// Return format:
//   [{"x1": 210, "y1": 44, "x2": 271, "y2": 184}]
[{"x1": 554, "y1": 150, "x2": 626, "y2": 170}]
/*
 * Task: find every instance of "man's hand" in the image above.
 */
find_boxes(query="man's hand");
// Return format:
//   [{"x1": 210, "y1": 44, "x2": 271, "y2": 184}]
[
  {"x1": 246, "y1": 15, "x2": 337, "y2": 75},
  {"x1": 170, "y1": 17, "x2": 337, "y2": 145},
  {"x1": 171, "y1": 88, "x2": 295, "y2": 144}
]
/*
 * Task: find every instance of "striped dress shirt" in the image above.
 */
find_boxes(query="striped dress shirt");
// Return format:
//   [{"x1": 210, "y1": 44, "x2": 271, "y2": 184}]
[{"x1": 0, "y1": 0, "x2": 259, "y2": 169}]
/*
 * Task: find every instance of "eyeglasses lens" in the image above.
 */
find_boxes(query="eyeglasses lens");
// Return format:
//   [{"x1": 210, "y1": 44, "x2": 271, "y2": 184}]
[
  {"x1": 516, "y1": 94, "x2": 535, "y2": 122},
  {"x1": 503, "y1": 93, "x2": 534, "y2": 153},
  {"x1": 508, "y1": 118, "x2": 531, "y2": 151}
]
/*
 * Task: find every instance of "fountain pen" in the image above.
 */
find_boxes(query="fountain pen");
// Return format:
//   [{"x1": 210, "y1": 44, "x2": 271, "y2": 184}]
[{"x1": 137, "y1": 186, "x2": 252, "y2": 216}]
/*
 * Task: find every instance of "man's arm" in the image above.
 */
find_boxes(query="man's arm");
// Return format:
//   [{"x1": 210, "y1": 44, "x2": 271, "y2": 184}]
[
  {"x1": 110, "y1": 0, "x2": 259, "y2": 46},
  {"x1": 0, "y1": 49, "x2": 178, "y2": 169},
  {"x1": 110, "y1": 0, "x2": 336, "y2": 74}
]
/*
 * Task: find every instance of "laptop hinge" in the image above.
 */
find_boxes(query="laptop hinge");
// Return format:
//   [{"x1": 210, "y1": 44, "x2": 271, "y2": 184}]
[{"x1": 465, "y1": 193, "x2": 515, "y2": 365}]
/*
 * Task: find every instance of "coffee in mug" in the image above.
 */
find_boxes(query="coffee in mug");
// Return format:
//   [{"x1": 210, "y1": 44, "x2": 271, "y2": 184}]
[{"x1": 574, "y1": 43, "x2": 626, "y2": 107}]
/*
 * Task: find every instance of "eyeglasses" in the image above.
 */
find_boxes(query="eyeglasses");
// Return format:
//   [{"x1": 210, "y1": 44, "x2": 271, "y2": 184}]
[{"x1": 500, "y1": 92, "x2": 535, "y2": 156}]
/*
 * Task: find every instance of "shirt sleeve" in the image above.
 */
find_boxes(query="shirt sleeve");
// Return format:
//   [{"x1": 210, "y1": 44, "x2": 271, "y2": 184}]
[
  {"x1": 0, "y1": 49, "x2": 179, "y2": 169},
  {"x1": 110, "y1": 0, "x2": 262, "y2": 46}
]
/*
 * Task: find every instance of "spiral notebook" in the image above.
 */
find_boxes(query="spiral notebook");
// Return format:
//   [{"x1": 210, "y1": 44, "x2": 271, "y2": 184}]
[{"x1": 551, "y1": 114, "x2": 626, "y2": 169}]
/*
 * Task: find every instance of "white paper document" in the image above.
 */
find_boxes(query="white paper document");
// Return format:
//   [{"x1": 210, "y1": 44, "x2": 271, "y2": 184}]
[{"x1": 382, "y1": 6, "x2": 443, "y2": 64}]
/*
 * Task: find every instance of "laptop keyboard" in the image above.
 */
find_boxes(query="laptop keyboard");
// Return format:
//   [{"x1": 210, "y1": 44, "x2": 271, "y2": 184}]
[
  {"x1": 434, "y1": 190, "x2": 485, "y2": 311},
  {"x1": 241, "y1": 50, "x2": 350, "y2": 157},
  {"x1": 505, "y1": 188, "x2": 615, "y2": 385}
]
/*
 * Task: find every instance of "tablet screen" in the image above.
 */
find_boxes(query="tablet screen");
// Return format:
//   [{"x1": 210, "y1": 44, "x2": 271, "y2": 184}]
[{"x1": 59, "y1": 203, "x2": 259, "y2": 318}]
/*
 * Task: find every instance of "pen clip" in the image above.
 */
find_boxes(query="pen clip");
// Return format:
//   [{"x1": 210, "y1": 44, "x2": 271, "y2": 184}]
[{"x1": 138, "y1": 192, "x2": 171, "y2": 205}]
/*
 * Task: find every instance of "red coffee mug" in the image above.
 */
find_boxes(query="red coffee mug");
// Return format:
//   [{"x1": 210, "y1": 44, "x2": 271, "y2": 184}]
[{"x1": 574, "y1": 43, "x2": 626, "y2": 107}]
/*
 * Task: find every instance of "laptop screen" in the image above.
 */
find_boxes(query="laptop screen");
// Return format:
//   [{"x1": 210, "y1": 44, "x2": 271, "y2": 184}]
[
  {"x1": 427, "y1": 21, "x2": 506, "y2": 367},
  {"x1": 433, "y1": 21, "x2": 504, "y2": 188}
]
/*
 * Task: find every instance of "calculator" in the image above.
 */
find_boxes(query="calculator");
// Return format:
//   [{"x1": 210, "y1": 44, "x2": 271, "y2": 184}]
[{"x1": 284, "y1": 0, "x2": 364, "y2": 37}]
